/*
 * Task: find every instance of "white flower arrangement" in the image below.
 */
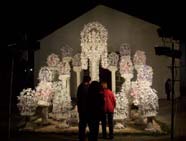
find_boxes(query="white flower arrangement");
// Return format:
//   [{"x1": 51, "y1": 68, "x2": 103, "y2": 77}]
[
  {"x1": 38, "y1": 66, "x2": 54, "y2": 82},
  {"x1": 47, "y1": 53, "x2": 60, "y2": 67},
  {"x1": 119, "y1": 56, "x2": 134, "y2": 75},
  {"x1": 130, "y1": 82, "x2": 140, "y2": 106},
  {"x1": 108, "y1": 52, "x2": 119, "y2": 67},
  {"x1": 133, "y1": 50, "x2": 146, "y2": 65},
  {"x1": 137, "y1": 85, "x2": 159, "y2": 117},
  {"x1": 131, "y1": 64, "x2": 159, "y2": 118},
  {"x1": 119, "y1": 43, "x2": 131, "y2": 56},
  {"x1": 52, "y1": 81, "x2": 72, "y2": 120},
  {"x1": 72, "y1": 53, "x2": 81, "y2": 67},
  {"x1": 80, "y1": 21, "x2": 108, "y2": 70},
  {"x1": 61, "y1": 47, "x2": 73, "y2": 58},
  {"x1": 57, "y1": 61, "x2": 71, "y2": 75},
  {"x1": 137, "y1": 65, "x2": 153, "y2": 85},
  {"x1": 114, "y1": 86, "x2": 129, "y2": 120},
  {"x1": 17, "y1": 88, "x2": 38, "y2": 116},
  {"x1": 35, "y1": 81, "x2": 53, "y2": 106}
]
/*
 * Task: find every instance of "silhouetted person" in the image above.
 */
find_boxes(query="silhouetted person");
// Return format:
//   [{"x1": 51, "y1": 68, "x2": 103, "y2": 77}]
[
  {"x1": 100, "y1": 81, "x2": 116, "y2": 139},
  {"x1": 77, "y1": 75, "x2": 91, "y2": 141},
  {"x1": 165, "y1": 78, "x2": 171, "y2": 100},
  {"x1": 87, "y1": 81, "x2": 104, "y2": 141}
]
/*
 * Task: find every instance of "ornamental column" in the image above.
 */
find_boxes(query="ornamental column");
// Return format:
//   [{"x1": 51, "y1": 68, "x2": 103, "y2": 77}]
[
  {"x1": 73, "y1": 66, "x2": 82, "y2": 88},
  {"x1": 108, "y1": 66, "x2": 117, "y2": 93}
]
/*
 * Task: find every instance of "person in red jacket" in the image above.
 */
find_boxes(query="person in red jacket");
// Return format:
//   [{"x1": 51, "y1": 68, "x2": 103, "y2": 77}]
[{"x1": 100, "y1": 81, "x2": 116, "y2": 139}]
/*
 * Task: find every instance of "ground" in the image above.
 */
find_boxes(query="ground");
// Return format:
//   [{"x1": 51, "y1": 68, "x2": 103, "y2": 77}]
[{"x1": 7, "y1": 98, "x2": 186, "y2": 141}]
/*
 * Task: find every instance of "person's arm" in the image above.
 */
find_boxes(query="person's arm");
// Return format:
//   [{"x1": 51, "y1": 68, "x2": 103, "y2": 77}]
[{"x1": 76, "y1": 85, "x2": 82, "y2": 106}]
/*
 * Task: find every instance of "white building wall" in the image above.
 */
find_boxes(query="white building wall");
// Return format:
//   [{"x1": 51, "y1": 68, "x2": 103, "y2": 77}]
[{"x1": 35, "y1": 5, "x2": 180, "y2": 99}]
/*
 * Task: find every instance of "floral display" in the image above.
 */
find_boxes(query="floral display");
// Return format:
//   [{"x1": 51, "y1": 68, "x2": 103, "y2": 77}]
[
  {"x1": 51, "y1": 81, "x2": 72, "y2": 120},
  {"x1": 132, "y1": 64, "x2": 159, "y2": 118},
  {"x1": 108, "y1": 52, "x2": 119, "y2": 67},
  {"x1": 119, "y1": 43, "x2": 131, "y2": 56},
  {"x1": 35, "y1": 81, "x2": 53, "y2": 106},
  {"x1": 57, "y1": 61, "x2": 71, "y2": 75},
  {"x1": 130, "y1": 82, "x2": 140, "y2": 106},
  {"x1": 119, "y1": 56, "x2": 134, "y2": 74},
  {"x1": 80, "y1": 22, "x2": 108, "y2": 80},
  {"x1": 61, "y1": 46, "x2": 73, "y2": 58},
  {"x1": 133, "y1": 50, "x2": 146, "y2": 66},
  {"x1": 17, "y1": 88, "x2": 38, "y2": 116},
  {"x1": 47, "y1": 53, "x2": 60, "y2": 67},
  {"x1": 138, "y1": 87, "x2": 159, "y2": 117},
  {"x1": 72, "y1": 53, "x2": 81, "y2": 67},
  {"x1": 17, "y1": 22, "x2": 159, "y2": 131},
  {"x1": 137, "y1": 65, "x2": 153, "y2": 85},
  {"x1": 114, "y1": 85, "x2": 129, "y2": 120},
  {"x1": 38, "y1": 66, "x2": 54, "y2": 82}
]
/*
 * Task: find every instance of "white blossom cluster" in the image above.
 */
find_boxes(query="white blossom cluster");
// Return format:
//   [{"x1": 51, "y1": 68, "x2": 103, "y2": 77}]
[
  {"x1": 38, "y1": 66, "x2": 54, "y2": 82},
  {"x1": 132, "y1": 65, "x2": 159, "y2": 118},
  {"x1": 119, "y1": 56, "x2": 134, "y2": 74},
  {"x1": 51, "y1": 81, "x2": 72, "y2": 120},
  {"x1": 72, "y1": 53, "x2": 81, "y2": 67},
  {"x1": 35, "y1": 81, "x2": 53, "y2": 106},
  {"x1": 47, "y1": 53, "x2": 60, "y2": 67},
  {"x1": 80, "y1": 21, "x2": 108, "y2": 71},
  {"x1": 17, "y1": 88, "x2": 38, "y2": 116},
  {"x1": 114, "y1": 85, "x2": 129, "y2": 120},
  {"x1": 119, "y1": 43, "x2": 131, "y2": 56},
  {"x1": 57, "y1": 61, "x2": 71, "y2": 75},
  {"x1": 137, "y1": 65, "x2": 153, "y2": 85},
  {"x1": 108, "y1": 52, "x2": 119, "y2": 67},
  {"x1": 133, "y1": 50, "x2": 146, "y2": 65},
  {"x1": 61, "y1": 47, "x2": 73, "y2": 58}
]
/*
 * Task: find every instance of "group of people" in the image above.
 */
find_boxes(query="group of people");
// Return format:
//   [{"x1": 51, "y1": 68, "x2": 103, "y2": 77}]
[{"x1": 77, "y1": 76, "x2": 116, "y2": 141}]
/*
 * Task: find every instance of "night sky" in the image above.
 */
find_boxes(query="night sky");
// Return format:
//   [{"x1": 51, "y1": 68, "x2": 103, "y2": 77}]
[{"x1": 7, "y1": 0, "x2": 186, "y2": 44}]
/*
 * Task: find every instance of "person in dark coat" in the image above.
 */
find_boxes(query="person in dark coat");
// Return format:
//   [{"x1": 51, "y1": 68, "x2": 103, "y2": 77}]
[
  {"x1": 100, "y1": 81, "x2": 116, "y2": 139},
  {"x1": 165, "y1": 78, "x2": 171, "y2": 100},
  {"x1": 87, "y1": 81, "x2": 104, "y2": 141},
  {"x1": 77, "y1": 75, "x2": 91, "y2": 141}
]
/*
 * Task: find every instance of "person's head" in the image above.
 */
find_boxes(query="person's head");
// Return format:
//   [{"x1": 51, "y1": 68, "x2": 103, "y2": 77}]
[
  {"x1": 83, "y1": 75, "x2": 91, "y2": 84},
  {"x1": 89, "y1": 81, "x2": 100, "y2": 93},
  {"x1": 101, "y1": 81, "x2": 108, "y2": 89}
]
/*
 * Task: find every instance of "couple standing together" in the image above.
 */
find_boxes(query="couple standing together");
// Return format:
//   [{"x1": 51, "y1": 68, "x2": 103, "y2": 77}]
[{"x1": 77, "y1": 76, "x2": 116, "y2": 141}]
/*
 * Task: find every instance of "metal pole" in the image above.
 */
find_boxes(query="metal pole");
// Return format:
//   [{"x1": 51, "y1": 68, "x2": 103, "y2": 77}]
[
  {"x1": 8, "y1": 55, "x2": 14, "y2": 140},
  {"x1": 171, "y1": 40, "x2": 175, "y2": 141}
]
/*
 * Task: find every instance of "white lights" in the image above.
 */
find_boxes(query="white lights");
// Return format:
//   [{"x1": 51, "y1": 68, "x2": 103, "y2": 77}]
[
  {"x1": 17, "y1": 22, "x2": 159, "y2": 130},
  {"x1": 80, "y1": 22, "x2": 108, "y2": 81}
]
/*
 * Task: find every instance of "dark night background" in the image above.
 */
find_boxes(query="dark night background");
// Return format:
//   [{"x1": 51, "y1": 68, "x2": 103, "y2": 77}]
[{"x1": 3, "y1": 0, "x2": 186, "y2": 139}]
